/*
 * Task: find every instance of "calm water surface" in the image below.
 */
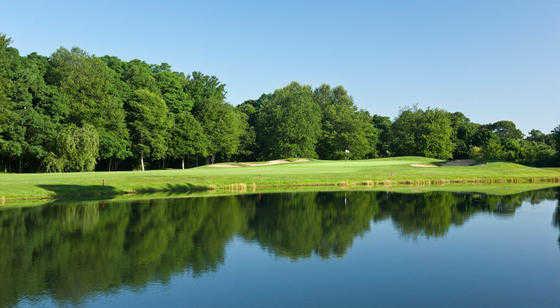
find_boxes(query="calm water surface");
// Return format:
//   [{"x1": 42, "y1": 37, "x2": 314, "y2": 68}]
[{"x1": 2, "y1": 188, "x2": 560, "y2": 307}]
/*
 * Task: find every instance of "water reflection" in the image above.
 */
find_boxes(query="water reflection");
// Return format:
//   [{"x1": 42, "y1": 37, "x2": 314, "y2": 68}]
[{"x1": 0, "y1": 188, "x2": 558, "y2": 306}]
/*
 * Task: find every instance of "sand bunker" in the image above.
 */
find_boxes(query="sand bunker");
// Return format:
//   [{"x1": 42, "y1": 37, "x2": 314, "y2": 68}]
[
  {"x1": 209, "y1": 159, "x2": 309, "y2": 168},
  {"x1": 410, "y1": 163, "x2": 438, "y2": 168},
  {"x1": 239, "y1": 159, "x2": 308, "y2": 167},
  {"x1": 209, "y1": 164, "x2": 241, "y2": 168}
]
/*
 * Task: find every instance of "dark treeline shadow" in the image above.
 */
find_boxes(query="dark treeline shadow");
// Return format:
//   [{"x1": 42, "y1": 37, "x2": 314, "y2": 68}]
[
  {"x1": 36, "y1": 183, "x2": 209, "y2": 202},
  {"x1": 37, "y1": 184, "x2": 120, "y2": 201},
  {"x1": 0, "y1": 188, "x2": 558, "y2": 306}
]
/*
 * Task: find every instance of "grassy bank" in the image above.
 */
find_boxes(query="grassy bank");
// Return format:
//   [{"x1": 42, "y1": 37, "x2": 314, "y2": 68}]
[
  {"x1": 2, "y1": 183, "x2": 559, "y2": 209},
  {"x1": 0, "y1": 156, "x2": 559, "y2": 203}
]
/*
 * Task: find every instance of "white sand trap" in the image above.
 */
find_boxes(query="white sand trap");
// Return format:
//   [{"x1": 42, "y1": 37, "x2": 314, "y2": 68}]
[
  {"x1": 209, "y1": 163, "x2": 241, "y2": 168},
  {"x1": 240, "y1": 158, "x2": 309, "y2": 166},
  {"x1": 209, "y1": 159, "x2": 309, "y2": 168},
  {"x1": 410, "y1": 163, "x2": 438, "y2": 168}
]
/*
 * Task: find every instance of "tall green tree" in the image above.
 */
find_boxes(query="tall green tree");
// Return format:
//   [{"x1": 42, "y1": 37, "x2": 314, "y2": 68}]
[
  {"x1": 552, "y1": 126, "x2": 560, "y2": 151},
  {"x1": 125, "y1": 89, "x2": 169, "y2": 171},
  {"x1": 449, "y1": 112, "x2": 479, "y2": 159},
  {"x1": 167, "y1": 112, "x2": 208, "y2": 169},
  {"x1": 473, "y1": 120, "x2": 529, "y2": 163},
  {"x1": 49, "y1": 124, "x2": 100, "y2": 172},
  {"x1": 188, "y1": 72, "x2": 243, "y2": 163},
  {"x1": 123, "y1": 59, "x2": 159, "y2": 93},
  {"x1": 235, "y1": 101, "x2": 258, "y2": 161},
  {"x1": 186, "y1": 72, "x2": 226, "y2": 107},
  {"x1": 372, "y1": 114, "x2": 392, "y2": 157},
  {"x1": 153, "y1": 64, "x2": 193, "y2": 113},
  {"x1": 420, "y1": 109, "x2": 455, "y2": 159},
  {"x1": 518, "y1": 140, "x2": 556, "y2": 166},
  {"x1": 21, "y1": 109, "x2": 59, "y2": 172},
  {"x1": 254, "y1": 82, "x2": 322, "y2": 159},
  {"x1": 527, "y1": 129, "x2": 548, "y2": 144},
  {"x1": 552, "y1": 125, "x2": 560, "y2": 162},
  {"x1": 0, "y1": 89, "x2": 24, "y2": 172},
  {"x1": 480, "y1": 135, "x2": 505, "y2": 161},
  {"x1": 391, "y1": 107, "x2": 454, "y2": 159},
  {"x1": 487, "y1": 120, "x2": 524, "y2": 140},
  {"x1": 195, "y1": 98, "x2": 244, "y2": 163},
  {"x1": 314, "y1": 85, "x2": 378, "y2": 159},
  {"x1": 47, "y1": 48, "x2": 130, "y2": 168},
  {"x1": 0, "y1": 34, "x2": 30, "y2": 172}
]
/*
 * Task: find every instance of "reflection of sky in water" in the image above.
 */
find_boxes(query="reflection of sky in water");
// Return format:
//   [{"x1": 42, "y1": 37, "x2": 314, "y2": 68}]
[{"x1": 5, "y1": 189, "x2": 560, "y2": 307}]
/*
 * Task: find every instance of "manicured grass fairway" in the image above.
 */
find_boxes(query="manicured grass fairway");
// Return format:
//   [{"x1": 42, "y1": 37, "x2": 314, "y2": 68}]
[{"x1": 0, "y1": 156, "x2": 559, "y2": 201}]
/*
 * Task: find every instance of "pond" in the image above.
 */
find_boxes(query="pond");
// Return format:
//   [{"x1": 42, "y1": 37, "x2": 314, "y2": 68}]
[{"x1": 2, "y1": 188, "x2": 560, "y2": 307}]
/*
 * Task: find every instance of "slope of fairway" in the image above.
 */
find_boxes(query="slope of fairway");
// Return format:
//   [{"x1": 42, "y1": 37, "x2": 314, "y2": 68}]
[{"x1": 0, "y1": 156, "x2": 558, "y2": 202}]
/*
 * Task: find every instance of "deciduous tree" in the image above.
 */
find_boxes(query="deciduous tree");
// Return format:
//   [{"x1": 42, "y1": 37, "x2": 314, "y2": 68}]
[
  {"x1": 125, "y1": 89, "x2": 169, "y2": 171},
  {"x1": 254, "y1": 82, "x2": 321, "y2": 159}
]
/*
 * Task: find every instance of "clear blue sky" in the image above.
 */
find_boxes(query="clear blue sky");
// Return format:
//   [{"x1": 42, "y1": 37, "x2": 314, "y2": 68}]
[{"x1": 1, "y1": 0, "x2": 558, "y2": 132}]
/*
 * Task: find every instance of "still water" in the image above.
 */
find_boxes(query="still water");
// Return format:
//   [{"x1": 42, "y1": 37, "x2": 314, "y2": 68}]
[{"x1": 2, "y1": 188, "x2": 560, "y2": 307}]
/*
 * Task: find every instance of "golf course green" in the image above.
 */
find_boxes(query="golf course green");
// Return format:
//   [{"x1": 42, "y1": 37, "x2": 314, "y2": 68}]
[{"x1": 1, "y1": 156, "x2": 559, "y2": 203}]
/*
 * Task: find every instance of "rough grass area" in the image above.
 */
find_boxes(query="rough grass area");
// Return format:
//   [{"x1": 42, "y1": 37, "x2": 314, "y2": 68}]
[{"x1": 0, "y1": 156, "x2": 559, "y2": 203}]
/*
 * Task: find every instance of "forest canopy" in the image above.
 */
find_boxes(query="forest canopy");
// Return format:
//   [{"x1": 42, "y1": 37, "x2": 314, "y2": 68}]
[{"x1": 0, "y1": 34, "x2": 558, "y2": 172}]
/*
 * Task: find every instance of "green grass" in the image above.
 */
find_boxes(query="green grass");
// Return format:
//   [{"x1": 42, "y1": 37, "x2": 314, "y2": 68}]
[{"x1": 0, "y1": 156, "x2": 559, "y2": 203}]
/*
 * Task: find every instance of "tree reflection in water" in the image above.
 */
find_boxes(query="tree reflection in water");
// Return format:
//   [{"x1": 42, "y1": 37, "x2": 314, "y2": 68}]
[{"x1": 0, "y1": 188, "x2": 558, "y2": 306}]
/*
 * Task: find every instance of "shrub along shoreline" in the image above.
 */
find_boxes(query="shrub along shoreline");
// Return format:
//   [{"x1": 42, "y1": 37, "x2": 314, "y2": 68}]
[{"x1": 1, "y1": 157, "x2": 559, "y2": 204}]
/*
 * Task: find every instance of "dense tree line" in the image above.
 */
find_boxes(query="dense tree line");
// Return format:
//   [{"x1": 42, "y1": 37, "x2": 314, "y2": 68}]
[{"x1": 0, "y1": 34, "x2": 558, "y2": 172}]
